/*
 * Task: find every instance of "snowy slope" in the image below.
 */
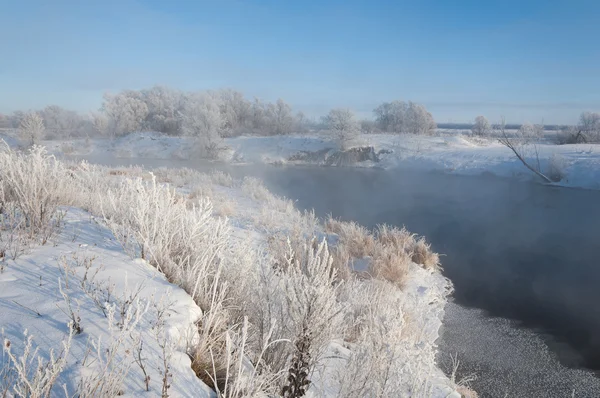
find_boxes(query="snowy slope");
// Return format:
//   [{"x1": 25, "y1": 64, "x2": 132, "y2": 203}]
[
  {"x1": 0, "y1": 208, "x2": 213, "y2": 397},
  {"x1": 1, "y1": 143, "x2": 465, "y2": 397}
]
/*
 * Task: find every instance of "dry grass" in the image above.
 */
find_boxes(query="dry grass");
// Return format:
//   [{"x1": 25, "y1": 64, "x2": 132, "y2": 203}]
[
  {"x1": 209, "y1": 170, "x2": 234, "y2": 187},
  {"x1": 188, "y1": 185, "x2": 214, "y2": 201},
  {"x1": 376, "y1": 224, "x2": 440, "y2": 271},
  {"x1": 325, "y1": 217, "x2": 375, "y2": 258},
  {"x1": 213, "y1": 198, "x2": 236, "y2": 218},
  {"x1": 411, "y1": 237, "x2": 440, "y2": 271},
  {"x1": 326, "y1": 219, "x2": 441, "y2": 289},
  {"x1": 369, "y1": 244, "x2": 411, "y2": 289},
  {"x1": 190, "y1": 349, "x2": 228, "y2": 392}
]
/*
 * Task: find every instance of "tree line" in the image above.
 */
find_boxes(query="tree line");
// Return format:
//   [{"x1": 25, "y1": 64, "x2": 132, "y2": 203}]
[
  {"x1": 470, "y1": 112, "x2": 600, "y2": 143},
  {"x1": 0, "y1": 86, "x2": 438, "y2": 146}
]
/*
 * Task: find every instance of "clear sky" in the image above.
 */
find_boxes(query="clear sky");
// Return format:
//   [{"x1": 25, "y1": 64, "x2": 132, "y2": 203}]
[{"x1": 1, "y1": 0, "x2": 599, "y2": 124}]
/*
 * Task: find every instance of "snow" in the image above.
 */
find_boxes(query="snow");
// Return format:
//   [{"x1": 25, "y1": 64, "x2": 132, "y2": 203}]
[
  {"x1": 0, "y1": 208, "x2": 213, "y2": 397},
  {"x1": 43, "y1": 131, "x2": 600, "y2": 191}
]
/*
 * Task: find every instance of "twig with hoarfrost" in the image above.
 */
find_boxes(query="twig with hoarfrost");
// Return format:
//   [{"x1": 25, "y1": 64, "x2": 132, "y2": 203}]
[
  {"x1": 209, "y1": 318, "x2": 286, "y2": 398},
  {"x1": 57, "y1": 278, "x2": 83, "y2": 335},
  {"x1": 497, "y1": 117, "x2": 553, "y2": 183},
  {"x1": 281, "y1": 239, "x2": 345, "y2": 397},
  {"x1": 2, "y1": 326, "x2": 73, "y2": 398},
  {"x1": 76, "y1": 297, "x2": 148, "y2": 397},
  {"x1": 131, "y1": 333, "x2": 151, "y2": 392}
]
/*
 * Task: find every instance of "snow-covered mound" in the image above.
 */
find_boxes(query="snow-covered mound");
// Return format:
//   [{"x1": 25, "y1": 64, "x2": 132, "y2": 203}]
[{"x1": 0, "y1": 208, "x2": 212, "y2": 397}]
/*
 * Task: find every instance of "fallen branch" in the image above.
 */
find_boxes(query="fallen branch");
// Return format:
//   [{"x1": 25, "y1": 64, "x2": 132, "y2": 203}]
[{"x1": 497, "y1": 119, "x2": 553, "y2": 184}]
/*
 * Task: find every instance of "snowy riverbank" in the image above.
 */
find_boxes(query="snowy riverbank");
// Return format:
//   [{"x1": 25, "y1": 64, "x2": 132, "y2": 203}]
[
  {"x1": 0, "y1": 145, "x2": 463, "y2": 397},
  {"x1": 35, "y1": 131, "x2": 600, "y2": 191}
]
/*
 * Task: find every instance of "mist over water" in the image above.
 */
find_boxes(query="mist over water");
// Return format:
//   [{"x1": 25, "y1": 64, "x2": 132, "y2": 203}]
[{"x1": 81, "y1": 155, "x2": 600, "y2": 396}]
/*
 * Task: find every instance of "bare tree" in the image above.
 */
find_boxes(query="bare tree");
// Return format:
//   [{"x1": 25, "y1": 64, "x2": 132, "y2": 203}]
[
  {"x1": 471, "y1": 116, "x2": 491, "y2": 136},
  {"x1": 323, "y1": 108, "x2": 359, "y2": 150},
  {"x1": 497, "y1": 117, "x2": 553, "y2": 183},
  {"x1": 19, "y1": 112, "x2": 45, "y2": 146}
]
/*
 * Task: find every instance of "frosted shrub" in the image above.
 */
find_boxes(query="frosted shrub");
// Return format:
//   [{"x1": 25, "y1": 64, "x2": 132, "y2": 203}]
[
  {"x1": 336, "y1": 278, "x2": 438, "y2": 398},
  {"x1": 411, "y1": 237, "x2": 440, "y2": 271},
  {"x1": 369, "y1": 243, "x2": 411, "y2": 288},
  {"x1": 209, "y1": 170, "x2": 234, "y2": 187},
  {"x1": 241, "y1": 177, "x2": 273, "y2": 203},
  {"x1": 0, "y1": 145, "x2": 71, "y2": 240},
  {"x1": 2, "y1": 327, "x2": 73, "y2": 398},
  {"x1": 76, "y1": 299, "x2": 148, "y2": 397},
  {"x1": 280, "y1": 239, "x2": 344, "y2": 396},
  {"x1": 547, "y1": 153, "x2": 567, "y2": 182},
  {"x1": 376, "y1": 224, "x2": 440, "y2": 272},
  {"x1": 102, "y1": 174, "x2": 229, "y2": 306},
  {"x1": 325, "y1": 217, "x2": 375, "y2": 258}
]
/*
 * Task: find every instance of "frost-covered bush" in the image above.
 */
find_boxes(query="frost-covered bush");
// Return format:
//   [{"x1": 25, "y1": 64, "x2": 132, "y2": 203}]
[
  {"x1": 325, "y1": 218, "x2": 375, "y2": 258},
  {"x1": 0, "y1": 145, "x2": 70, "y2": 240},
  {"x1": 323, "y1": 108, "x2": 360, "y2": 150},
  {"x1": 2, "y1": 328, "x2": 73, "y2": 398},
  {"x1": 335, "y1": 277, "x2": 439, "y2": 397},
  {"x1": 18, "y1": 113, "x2": 45, "y2": 146},
  {"x1": 374, "y1": 100, "x2": 436, "y2": 135},
  {"x1": 547, "y1": 153, "x2": 567, "y2": 182},
  {"x1": 471, "y1": 116, "x2": 491, "y2": 136},
  {"x1": 101, "y1": 174, "x2": 229, "y2": 306}
]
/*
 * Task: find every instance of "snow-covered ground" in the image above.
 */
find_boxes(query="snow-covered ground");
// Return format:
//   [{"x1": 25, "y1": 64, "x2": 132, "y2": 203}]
[
  {"x1": 0, "y1": 208, "x2": 213, "y2": 397},
  {"x1": 35, "y1": 131, "x2": 600, "y2": 190},
  {"x1": 0, "y1": 146, "x2": 462, "y2": 397}
]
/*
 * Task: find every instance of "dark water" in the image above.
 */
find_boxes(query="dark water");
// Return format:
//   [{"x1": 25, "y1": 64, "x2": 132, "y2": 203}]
[{"x1": 79, "y1": 156, "x2": 600, "y2": 396}]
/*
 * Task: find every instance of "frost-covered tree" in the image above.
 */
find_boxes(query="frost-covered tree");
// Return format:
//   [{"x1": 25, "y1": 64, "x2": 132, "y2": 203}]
[
  {"x1": 405, "y1": 102, "x2": 436, "y2": 135},
  {"x1": 579, "y1": 111, "x2": 600, "y2": 141},
  {"x1": 324, "y1": 108, "x2": 359, "y2": 150},
  {"x1": 471, "y1": 115, "x2": 491, "y2": 136},
  {"x1": 101, "y1": 92, "x2": 149, "y2": 137},
  {"x1": 518, "y1": 122, "x2": 537, "y2": 140},
  {"x1": 0, "y1": 113, "x2": 9, "y2": 129},
  {"x1": 9, "y1": 111, "x2": 25, "y2": 129},
  {"x1": 216, "y1": 89, "x2": 251, "y2": 134},
  {"x1": 250, "y1": 98, "x2": 268, "y2": 131},
  {"x1": 360, "y1": 119, "x2": 378, "y2": 134},
  {"x1": 139, "y1": 86, "x2": 183, "y2": 134},
  {"x1": 266, "y1": 99, "x2": 294, "y2": 135},
  {"x1": 374, "y1": 100, "x2": 435, "y2": 134},
  {"x1": 19, "y1": 112, "x2": 45, "y2": 145},
  {"x1": 179, "y1": 93, "x2": 224, "y2": 158},
  {"x1": 374, "y1": 100, "x2": 407, "y2": 133},
  {"x1": 40, "y1": 105, "x2": 82, "y2": 133}
]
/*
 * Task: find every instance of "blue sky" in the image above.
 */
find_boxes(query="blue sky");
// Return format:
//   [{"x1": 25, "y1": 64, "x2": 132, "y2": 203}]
[{"x1": 1, "y1": 0, "x2": 599, "y2": 124}]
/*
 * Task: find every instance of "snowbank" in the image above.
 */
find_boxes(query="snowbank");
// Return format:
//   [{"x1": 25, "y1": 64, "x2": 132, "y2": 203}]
[{"x1": 0, "y1": 208, "x2": 213, "y2": 397}]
